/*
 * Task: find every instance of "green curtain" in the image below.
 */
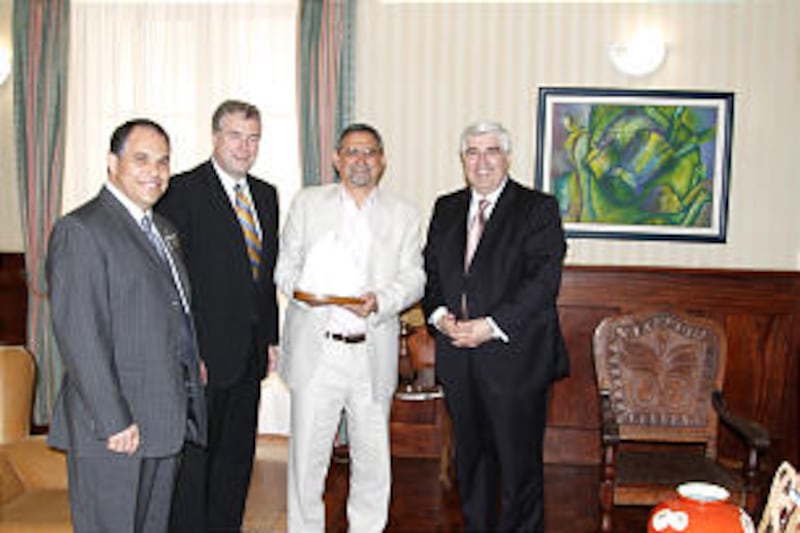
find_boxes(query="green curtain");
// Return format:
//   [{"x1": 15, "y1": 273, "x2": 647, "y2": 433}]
[
  {"x1": 298, "y1": 0, "x2": 356, "y2": 187},
  {"x1": 13, "y1": 0, "x2": 70, "y2": 425}
]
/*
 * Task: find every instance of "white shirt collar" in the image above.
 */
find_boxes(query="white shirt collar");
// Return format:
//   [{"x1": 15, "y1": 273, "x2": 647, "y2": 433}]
[
  {"x1": 212, "y1": 157, "x2": 249, "y2": 201},
  {"x1": 338, "y1": 183, "x2": 378, "y2": 211},
  {"x1": 105, "y1": 181, "x2": 150, "y2": 225},
  {"x1": 469, "y1": 176, "x2": 508, "y2": 218}
]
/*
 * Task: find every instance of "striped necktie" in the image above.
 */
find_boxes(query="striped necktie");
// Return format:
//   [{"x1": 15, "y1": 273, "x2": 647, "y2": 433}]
[
  {"x1": 464, "y1": 198, "x2": 489, "y2": 270},
  {"x1": 141, "y1": 215, "x2": 190, "y2": 314},
  {"x1": 461, "y1": 198, "x2": 490, "y2": 318},
  {"x1": 234, "y1": 183, "x2": 262, "y2": 280},
  {"x1": 141, "y1": 215, "x2": 167, "y2": 263}
]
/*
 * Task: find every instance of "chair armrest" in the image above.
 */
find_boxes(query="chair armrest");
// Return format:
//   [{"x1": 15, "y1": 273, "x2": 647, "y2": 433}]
[
  {"x1": 0, "y1": 436, "x2": 68, "y2": 491},
  {"x1": 599, "y1": 390, "x2": 620, "y2": 446},
  {"x1": 712, "y1": 390, "x2": 770, "y2": 451}
]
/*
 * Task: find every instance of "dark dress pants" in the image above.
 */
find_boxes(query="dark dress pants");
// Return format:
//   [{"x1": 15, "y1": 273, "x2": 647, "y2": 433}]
[
  {"x1": 440, "y1": 350, "x2": 549, "y2": 533},
  {"x1": 171, "y1": 353, "x2": 261, "y2": 533}
]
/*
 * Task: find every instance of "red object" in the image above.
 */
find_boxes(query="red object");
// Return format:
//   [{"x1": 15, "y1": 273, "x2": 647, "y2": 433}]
[{"x1": 647, "y1": 482, "x2": 754, "y2": 533}]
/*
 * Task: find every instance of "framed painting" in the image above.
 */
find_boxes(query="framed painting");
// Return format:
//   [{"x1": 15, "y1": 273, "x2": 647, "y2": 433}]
[{"x1": 535, "y1": 87, "x2": 733, "y2": 242}]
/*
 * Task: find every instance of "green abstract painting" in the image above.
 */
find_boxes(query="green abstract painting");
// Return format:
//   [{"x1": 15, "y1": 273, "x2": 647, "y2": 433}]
[{"x1": 536, "y1": 88, "x2": 732, "y2": 242}]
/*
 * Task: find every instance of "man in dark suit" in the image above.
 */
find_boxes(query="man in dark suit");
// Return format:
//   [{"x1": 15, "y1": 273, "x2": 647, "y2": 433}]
[
  {"x1": 156, "y1": 100, "x2": 279, "y2": 532},
  {"x1": 47, "y1": 118, "x2": 206, "y2": 532},
  {"x1": 423, "y1": 121, "x2": 569, "y2": 532}
]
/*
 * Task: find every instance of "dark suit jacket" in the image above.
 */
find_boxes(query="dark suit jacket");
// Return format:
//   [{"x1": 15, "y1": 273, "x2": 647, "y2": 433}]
[
  {"x1": 156, "y1": 160, "x2": 279, "y2": 386},
  {"x1": 423, "y1": 178, "x2": 569, "y2": 391},
  {"x1": 47, "y1": 188, "x2": 198, "y2": 457}
]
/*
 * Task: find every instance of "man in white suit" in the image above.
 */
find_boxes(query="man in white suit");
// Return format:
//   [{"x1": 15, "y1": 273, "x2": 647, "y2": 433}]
[{"x1": 275, "y1": 123, "x2": 425, "y2": 532}]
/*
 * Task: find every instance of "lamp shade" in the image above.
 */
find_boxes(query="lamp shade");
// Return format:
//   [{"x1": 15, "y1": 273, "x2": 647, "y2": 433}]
[{"x1": 608, "y1": 28, "x2": 667, "y2": 77}]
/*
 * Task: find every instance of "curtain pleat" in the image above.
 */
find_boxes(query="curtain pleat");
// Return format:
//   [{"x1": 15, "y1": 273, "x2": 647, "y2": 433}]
[
  {"x1": 298, "y1": 0, "x2": 356, "y2": 187},
  {"x1": 13, "y1": 0, "x2": 70, "y2": 425}
]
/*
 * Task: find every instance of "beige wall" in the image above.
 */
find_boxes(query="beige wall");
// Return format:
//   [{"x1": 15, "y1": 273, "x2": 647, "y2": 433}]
[
  {"x1": 2, "y1": 0, "x2": 799, "y2": 269},
  {"x1": 0, "y1": 0, "x2": 20, "y2": 252},
  {"x1": 356, "y1": 0, "x2": 800, "y2": 270}
]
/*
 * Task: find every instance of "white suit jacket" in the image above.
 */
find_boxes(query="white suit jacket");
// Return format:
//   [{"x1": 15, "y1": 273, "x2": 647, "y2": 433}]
[{"x1": 275, "y1": 183, "x2": 425, "y2": 401}]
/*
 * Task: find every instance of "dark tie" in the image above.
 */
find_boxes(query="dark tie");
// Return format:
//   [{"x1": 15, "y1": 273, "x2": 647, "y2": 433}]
[{"x1": 234, "y1": 183, "x2": 263, "y2": 280}]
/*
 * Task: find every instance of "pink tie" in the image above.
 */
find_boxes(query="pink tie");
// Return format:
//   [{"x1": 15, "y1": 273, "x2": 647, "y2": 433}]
[{"x1": 464, "y1": 199, "x2": 489, "y2": 271}]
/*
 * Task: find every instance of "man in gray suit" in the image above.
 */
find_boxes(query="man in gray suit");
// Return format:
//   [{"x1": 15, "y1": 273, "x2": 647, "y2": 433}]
[
  {"x1": 47, "y1": 119, "x2": 206, "y2": 532},
  {"x1": 275, "y1": 123, "x2": 425, "y2": 532}
]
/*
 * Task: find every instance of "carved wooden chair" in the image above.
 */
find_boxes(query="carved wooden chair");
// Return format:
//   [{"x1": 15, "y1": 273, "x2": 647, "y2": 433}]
[
  {"x1": 758, "y1": 461, "x2": 800, "y2": 532},
  {"x1": 592, "y1": 311, "x2": 770, "y2": 533}
]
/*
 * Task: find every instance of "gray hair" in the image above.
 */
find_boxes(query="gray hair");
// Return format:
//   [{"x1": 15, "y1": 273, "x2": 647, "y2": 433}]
[{"x1": 459, "y1": 121, "x2": 512, "y2": 154}]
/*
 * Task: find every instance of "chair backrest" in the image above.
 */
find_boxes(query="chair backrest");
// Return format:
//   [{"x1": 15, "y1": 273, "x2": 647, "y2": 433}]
[
  {"x1": 593, "y1": 311, "x2": 726, "y2": 454},
  {"x1": 0, "y1": 346, "x2": 36, "y2": 444}
]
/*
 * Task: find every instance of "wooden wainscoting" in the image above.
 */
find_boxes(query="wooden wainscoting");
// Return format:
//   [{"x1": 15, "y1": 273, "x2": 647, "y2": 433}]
[
  {"x1": 3, "y1": 255, "x2": 798, "y2": 472},
  {"x1": 549, "y1": 266, "x2": 800, "y2": 474},
  {"x1": 0, "y1": 253, "x2": 26, "y2": 345}
]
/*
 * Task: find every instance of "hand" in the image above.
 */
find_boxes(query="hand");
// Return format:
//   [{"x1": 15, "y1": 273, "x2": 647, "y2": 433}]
[
  {"x1": 436, "y1": 312, "x2": 459, "y2": 339},
  {"x1": 268, "y1": 345, "x2": 279, "y2": 373},
  {"x1": 199, "y1": 358, "x2": 208, "y2": 385},
  {"x1": 450, "y1": 318, "x2": 494, "y2": 348},
  {"x1": 341, "y1": 292, "x2": 378, "y2": 318},
  {"x1": 107, "y1": 423, "x2": 140, "y2": 455}
]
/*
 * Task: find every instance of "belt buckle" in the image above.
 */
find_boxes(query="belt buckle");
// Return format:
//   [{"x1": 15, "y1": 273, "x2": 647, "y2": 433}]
[{"x1": 326, "y1": 331, "x2": 366, "y2": 344}]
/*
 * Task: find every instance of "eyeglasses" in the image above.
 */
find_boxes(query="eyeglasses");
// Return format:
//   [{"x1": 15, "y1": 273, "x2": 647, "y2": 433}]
[{"x1": 340, "y1": 146, "x2": 382, "y2": 159}]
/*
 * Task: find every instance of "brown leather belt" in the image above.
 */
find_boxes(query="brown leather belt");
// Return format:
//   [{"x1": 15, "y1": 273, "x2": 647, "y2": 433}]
[
  {"x1": 294, "y1": 290, "x2": 363, "y2": 306},
  {"x1": 325, "y1": 332, "x2": 367, "y2": 344}
]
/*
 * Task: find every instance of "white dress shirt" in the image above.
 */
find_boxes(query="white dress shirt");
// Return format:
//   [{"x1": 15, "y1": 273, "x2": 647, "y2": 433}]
[
  {"x1": 296, "y1": 185, "x2": 377, "y2": 336},
  {"x1": 212, "y1": 158, "x2": 262, "y2": 238}
]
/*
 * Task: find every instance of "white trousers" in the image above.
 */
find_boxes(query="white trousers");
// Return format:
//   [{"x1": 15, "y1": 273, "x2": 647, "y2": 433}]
[{"x1": 287, "y1": 338, "x2": 392, "y2": 533}]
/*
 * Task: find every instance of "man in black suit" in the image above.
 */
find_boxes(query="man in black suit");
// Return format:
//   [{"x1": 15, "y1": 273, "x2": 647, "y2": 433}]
[
  {"x1": 423, "y1": 121, "x2": 569, "y2": 532},
  {"x1": 156, "y1": 100, "x2": 279, "y2": 532},
  {"x1": 47, "y1": 119, "x2": 206, "y2": 532}
]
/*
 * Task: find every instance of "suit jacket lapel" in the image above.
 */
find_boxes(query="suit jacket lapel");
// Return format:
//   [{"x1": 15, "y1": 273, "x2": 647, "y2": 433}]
[
  {"x1": 97, "y1": 188, "x2": 169, "y2": 273},
  {"x1": 203, "y1": 161, "x2": 243, "y2": 237},
  {"x1": 154, "y1": 214, "x2": 193, "y2": 306},
  {"x1": 469, "y1": 179, "x2": 517, "y2": 271},
  {"x1": 445, "y1": 188, "x2": 471, "y2": 274},
  {"x1": 202, "y1": 162, "x2": 258, "y2": 280}
]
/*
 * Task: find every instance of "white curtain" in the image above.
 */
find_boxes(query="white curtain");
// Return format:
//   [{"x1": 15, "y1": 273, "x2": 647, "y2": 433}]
[
  {"x1": 64, "y1": 0, "x2": 300, "y2": 213},
  {"x1": 64, "y1": 0, "x2": 297, "y2": 435}
]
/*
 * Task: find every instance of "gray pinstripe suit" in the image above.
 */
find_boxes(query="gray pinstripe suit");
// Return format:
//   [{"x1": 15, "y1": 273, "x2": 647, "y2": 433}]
[{"x1": 47, "y1": 187, "x2": 204, "y2": 531}]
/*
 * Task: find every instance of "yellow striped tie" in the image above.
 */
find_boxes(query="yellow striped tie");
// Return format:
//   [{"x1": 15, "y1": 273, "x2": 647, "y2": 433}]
[{"x1": 234, "y1": 184, "x2": 262, "y2": 280}]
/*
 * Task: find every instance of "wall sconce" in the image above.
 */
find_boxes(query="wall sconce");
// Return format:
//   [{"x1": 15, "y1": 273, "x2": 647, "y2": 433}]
[
  {"x1": 608, "y1": 28, "x2": 667, "y2": 77},
  {"x1": 0, "y1": 47, "x2": 10, "y2": 86}
]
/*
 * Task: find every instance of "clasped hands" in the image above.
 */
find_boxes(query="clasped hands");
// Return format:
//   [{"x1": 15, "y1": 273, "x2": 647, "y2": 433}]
[{"x1": 437, "y1": 312, "x2": 494, "y2": 348}]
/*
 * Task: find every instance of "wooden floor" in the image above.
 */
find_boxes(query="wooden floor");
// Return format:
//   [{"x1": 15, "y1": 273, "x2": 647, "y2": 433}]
[{"x1": 242, "y1": 435, "x2": 651, "y2": 533}]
